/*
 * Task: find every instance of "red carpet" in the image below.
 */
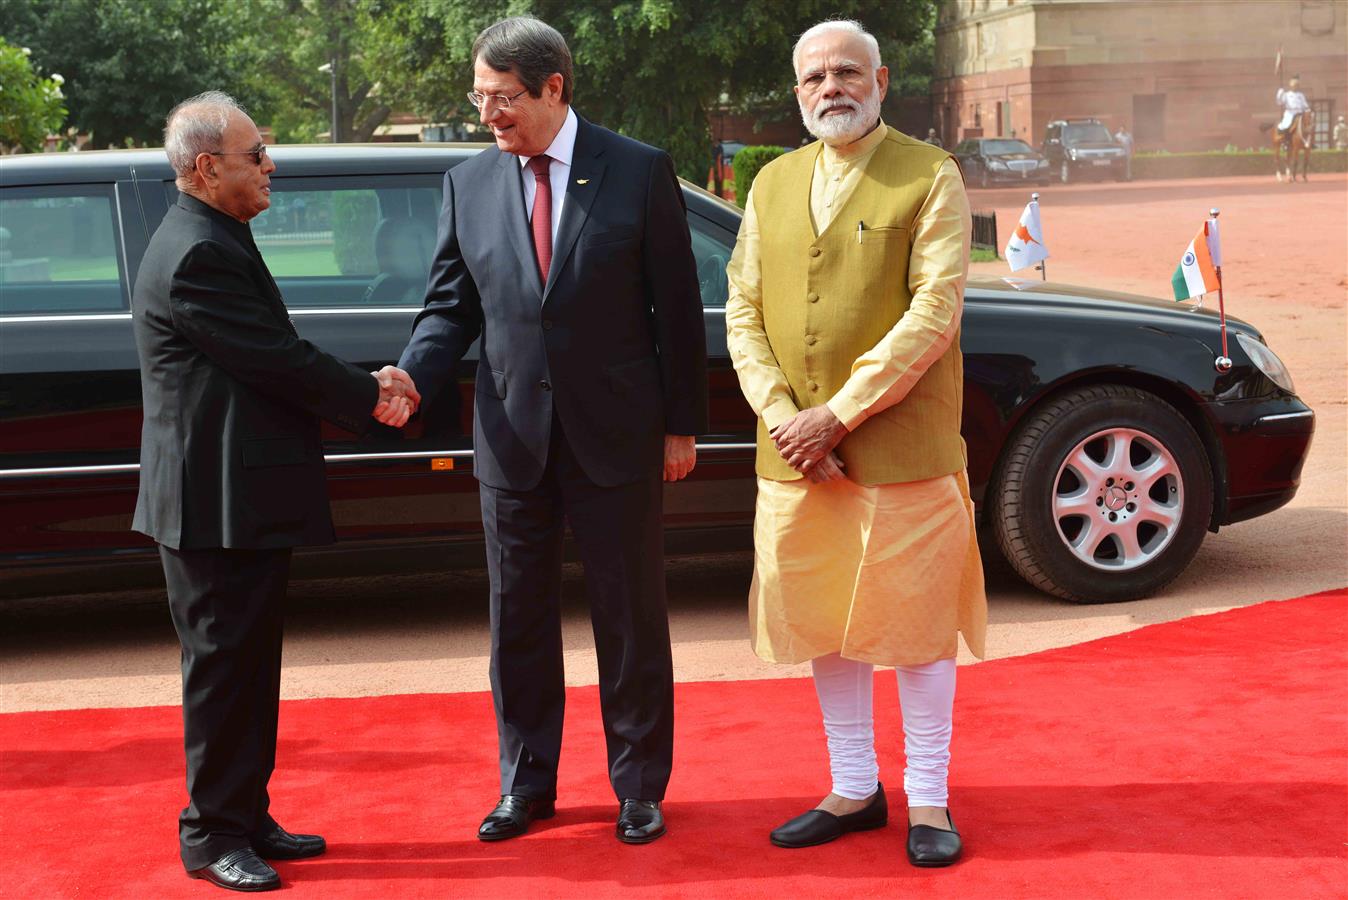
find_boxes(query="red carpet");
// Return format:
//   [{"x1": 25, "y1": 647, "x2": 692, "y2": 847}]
[{"x1": 4, "y1": 590, "x2": 1346, "y2": 899}]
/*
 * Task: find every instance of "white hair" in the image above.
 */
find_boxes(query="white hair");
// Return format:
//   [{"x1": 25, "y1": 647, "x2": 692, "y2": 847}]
[
  {"x1": 164, "y1": 91, "x2": 245, "y2": 177},
  {"x1": 792, "y1": 19, "x2": 882, "y2": 76}
]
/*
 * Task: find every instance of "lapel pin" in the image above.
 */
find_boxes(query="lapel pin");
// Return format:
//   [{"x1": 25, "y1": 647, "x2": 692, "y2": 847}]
[{"x1": 576, "y1": 178, "x2": 590, "y2": 185}]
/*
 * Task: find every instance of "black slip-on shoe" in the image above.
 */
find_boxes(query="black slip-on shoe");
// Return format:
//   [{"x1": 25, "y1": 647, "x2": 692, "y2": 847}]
[
  {"x1": 770, "y1": 782, "x2": 888, "y2": 848},
  {"x1": 251, "y1": 824, "x2": 326, "y2": 860},
  {"x1": 477, "y1": 794, "x2": 557, "y2": 841},
  {"x1": 906, "y1": 809, "x2": 962, "y2": 867},
  {"x1": 187, "y1": 848, "x2": 280, "y2": 892},
  {"x1": 616, "y1": 799, "x2": 666, "y2": 844}
]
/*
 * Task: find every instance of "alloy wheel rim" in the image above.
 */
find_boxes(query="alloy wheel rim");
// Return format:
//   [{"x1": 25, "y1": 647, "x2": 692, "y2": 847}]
[{"x1": 1051, "y1": 427, "x2": 1183, "y2": 571}]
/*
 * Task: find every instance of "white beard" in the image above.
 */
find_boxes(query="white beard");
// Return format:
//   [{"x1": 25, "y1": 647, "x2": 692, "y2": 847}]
[{"x1": 799, "y1": 88, "x2": 883, "y2": 146}]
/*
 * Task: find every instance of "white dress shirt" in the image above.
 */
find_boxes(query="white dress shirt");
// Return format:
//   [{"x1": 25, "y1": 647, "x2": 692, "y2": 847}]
[{"x1": 519, "y1": 107, "x2": 578, "y2": 244}]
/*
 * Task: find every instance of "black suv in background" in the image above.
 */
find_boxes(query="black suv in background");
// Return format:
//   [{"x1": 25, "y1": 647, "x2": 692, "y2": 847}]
[{"x1": 1042, "y1": 118, "x2": 1130, "y2": 184}]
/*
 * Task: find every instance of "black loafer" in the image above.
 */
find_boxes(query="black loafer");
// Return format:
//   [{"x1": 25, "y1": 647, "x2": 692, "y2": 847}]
[
  {"x1": 770, "y1": 783, "x2": 888, "y2": 848},
  {"x1": 477, "y1": 794, "x2": 556, "y2": 841},
  {"x1": 906, "y1": 809, "x2": 962, "y2": 867},
  {"x1": 252, "y1": 824, "x2": 326, "y2": 860},
  {"x1": 188, "y1": 848, "x2": 280, "y2": 892},
  {"x1": 616, "y1": 799, "x2": 665, "y2": 844}
]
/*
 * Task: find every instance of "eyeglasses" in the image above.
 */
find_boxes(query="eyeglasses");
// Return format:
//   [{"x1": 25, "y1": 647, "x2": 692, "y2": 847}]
[
  {"x1": 466, "y1": 88, "x2": 529, "y2": 111},
  {"x1": 208, "y1": 144, "x2": 268, "y2": 166}
]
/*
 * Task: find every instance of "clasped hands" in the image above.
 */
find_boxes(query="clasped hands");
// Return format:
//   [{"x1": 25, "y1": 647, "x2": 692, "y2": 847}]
[
  {"x1": 371, "y1": 365, "x2": 421, "y2": 427},
  {"x1": 769, "y1": 405, "x2": 849, "y2": 483}
]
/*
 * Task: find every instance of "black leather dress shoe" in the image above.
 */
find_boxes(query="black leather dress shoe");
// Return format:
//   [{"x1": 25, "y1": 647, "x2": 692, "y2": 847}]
[
  {"x1": 906, "y1": 809, "x2": 962, "y2": 867},
  {"x1": 252, "y1": 824, "x2": 326, "y2": 860},
  {"x1": 477, "y1": 794, "x2": 556, "y2": 841},
  {"x1": 188, "y1": 848, "x2": 280, "y2": 892},
  {"x1": 615, "y1": 799, "x2": 666, "y2": 844},
  {"x1": 770, "y1": 783, "x2": 888, "y2": 848}
]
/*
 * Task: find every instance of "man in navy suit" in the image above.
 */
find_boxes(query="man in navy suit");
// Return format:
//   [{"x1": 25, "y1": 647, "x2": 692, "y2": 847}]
[{"x1": 396, "y1": 16, "x2": 707, "y2": 844}]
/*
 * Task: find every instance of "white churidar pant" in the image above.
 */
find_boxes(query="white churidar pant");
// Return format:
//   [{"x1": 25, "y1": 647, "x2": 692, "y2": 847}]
[{"x1": 810, "y1": 653, "x2": 956, "y2": 806}]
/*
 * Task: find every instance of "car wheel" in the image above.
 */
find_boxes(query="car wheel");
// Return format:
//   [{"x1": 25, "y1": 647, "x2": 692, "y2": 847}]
[
  {"x1": 1059, "y1": 161, "x2": 1071, "y2": 184},
  {"x1": 990, "y1": 384, "x2": 1214, "y2": 603}
]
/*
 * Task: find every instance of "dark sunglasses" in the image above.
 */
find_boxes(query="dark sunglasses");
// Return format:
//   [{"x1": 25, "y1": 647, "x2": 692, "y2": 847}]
[{"x1": 208, "y1": 144, "x2": 269, "y2": 166}]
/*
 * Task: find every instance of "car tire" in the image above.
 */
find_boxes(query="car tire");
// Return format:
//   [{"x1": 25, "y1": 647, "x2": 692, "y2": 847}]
[{"x1": 990, "y1": 384, "x2": 1214, "y2": 603}]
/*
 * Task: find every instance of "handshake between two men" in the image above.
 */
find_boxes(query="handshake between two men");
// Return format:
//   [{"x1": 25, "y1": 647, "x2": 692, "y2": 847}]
[{"x1": 370, "y1": 365, "x2": 421, "y2": 428}]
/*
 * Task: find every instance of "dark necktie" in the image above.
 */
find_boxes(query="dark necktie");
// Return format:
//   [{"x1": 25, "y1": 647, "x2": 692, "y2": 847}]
[{"x1": 528, "y1": 154, "x2": 552, "y2": 285}]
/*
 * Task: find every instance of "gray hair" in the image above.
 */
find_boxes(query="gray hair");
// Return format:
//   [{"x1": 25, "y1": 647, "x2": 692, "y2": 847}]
[
  {"x1": 164, "y1": 91, "x2": 245, "y2": 177},
  {"x1": 472, "y1": 16, "x2": 573, "y2": 105},
  {"x1": 792, "y1": 20, "x2": 882, "y2": 76}
]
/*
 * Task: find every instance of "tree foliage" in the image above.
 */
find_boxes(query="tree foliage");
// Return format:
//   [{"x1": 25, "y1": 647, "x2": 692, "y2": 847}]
[
  {"x1": 0, "y1": 0, "x2": 395, "y2": 146},
  {"x1": 244, "y1": 0, "x2": 395, "y2": 143},
  {"x1": 0, "y1": 38, "x2": 66, "y2": 152},
  {"x1": 367, "y1": 0, "x2": 935, "y2": 180},
  {"x1": 0, "y1": 0, "x2": 269, "y2": 147}
]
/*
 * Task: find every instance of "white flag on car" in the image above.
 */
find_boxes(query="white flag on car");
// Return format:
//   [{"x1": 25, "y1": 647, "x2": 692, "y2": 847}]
[{"x1": 1004, "y1": 198, "x2": 1049, "y2": 272}]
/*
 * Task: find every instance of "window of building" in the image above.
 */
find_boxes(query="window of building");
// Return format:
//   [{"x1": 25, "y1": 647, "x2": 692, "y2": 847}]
[
  {"x1": 1311, "y1": 98, "x2": 1333, "y2": 146},
  {"x1": 1132, "y1": 94, "x2": 1166, "y2": 146},
  {"x1": 0, "y1": 187, "x2": 125, "y2": 316}
]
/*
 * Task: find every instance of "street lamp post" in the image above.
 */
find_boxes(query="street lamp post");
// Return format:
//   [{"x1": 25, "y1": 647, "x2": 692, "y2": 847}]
[{"x1": 317, "y1": 60, "x2": 338, "y2": 142}]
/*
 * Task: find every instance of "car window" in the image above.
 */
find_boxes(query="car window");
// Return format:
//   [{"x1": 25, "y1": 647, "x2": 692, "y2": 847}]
[
  {"x1": 162, "y1": 176, "x2": 443, "y2": 308},
  {"x1": 983, "y1": 140, "x2": 1034, "y2": 154},
  {"x1": 0, "y1": 186, "x2": 125, "y2": 316},
  {"x1": 688, "y1": 211, "x2": 733, "y2": 308},
  {"x1": 1064, "y1": 123, "x2": 1114, "y2": 144}
]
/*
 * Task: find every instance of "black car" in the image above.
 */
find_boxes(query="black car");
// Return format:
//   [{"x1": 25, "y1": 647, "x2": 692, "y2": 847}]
[
  {"x1": 1042, "y1": 118, "x2": 1131, "y2": 184},
  {"x1": 953, "y1": 138, "x2": 1050, "y2": 188},
  {"x1": 0, "y1": 146, "x2": 1313, "y2": 603}
]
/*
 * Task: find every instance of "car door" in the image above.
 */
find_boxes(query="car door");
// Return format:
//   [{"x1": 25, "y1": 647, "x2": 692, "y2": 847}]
[{"x1": 0, "y1": 178, "x2": 153, "y2": 574}]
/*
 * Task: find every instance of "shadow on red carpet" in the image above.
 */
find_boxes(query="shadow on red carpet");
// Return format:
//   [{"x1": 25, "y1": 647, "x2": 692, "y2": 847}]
[{"x1": 3, "y1": 589, "x2": 1345, "y2": 898}]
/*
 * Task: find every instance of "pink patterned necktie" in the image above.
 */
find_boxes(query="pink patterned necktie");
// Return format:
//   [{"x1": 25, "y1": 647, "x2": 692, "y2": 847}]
[{"x1": 527, "y1": 154, "x2": 552, "y2": 285}]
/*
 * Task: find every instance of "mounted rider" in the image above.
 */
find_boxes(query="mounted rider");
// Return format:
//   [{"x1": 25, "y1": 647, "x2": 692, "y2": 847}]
[{"x1": 1275, "y1": 75, "x2": 1311, "y2": 147}]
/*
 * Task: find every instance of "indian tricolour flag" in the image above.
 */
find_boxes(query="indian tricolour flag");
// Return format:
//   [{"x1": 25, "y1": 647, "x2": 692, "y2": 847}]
[{"x1": 1171, "y1": 219, "x2": 1221, "y2": 301}]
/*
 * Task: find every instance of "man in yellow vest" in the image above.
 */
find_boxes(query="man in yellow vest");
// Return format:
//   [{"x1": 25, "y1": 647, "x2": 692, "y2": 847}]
[{"x1": 725, "y1": 19, "x2": 987, "y2": 867}]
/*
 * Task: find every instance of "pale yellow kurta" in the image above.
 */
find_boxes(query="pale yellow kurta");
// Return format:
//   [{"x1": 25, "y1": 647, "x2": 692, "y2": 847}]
[{"x1": 726, "y1": 122, "x2": 988, "y2": 666}]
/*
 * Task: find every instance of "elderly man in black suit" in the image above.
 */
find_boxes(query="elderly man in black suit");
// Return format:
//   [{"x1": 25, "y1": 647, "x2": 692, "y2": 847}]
[
  {"x1": 395, "y1": 16, "x2": 707, "y2": 845},
  {"x1": 131, "y1": 91, "x2": 418, "y2": 892}
]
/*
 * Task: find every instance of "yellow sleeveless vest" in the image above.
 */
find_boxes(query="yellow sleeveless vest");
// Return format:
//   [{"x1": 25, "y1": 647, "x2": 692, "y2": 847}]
[{"x1": 750, "y1": 127, "x2": 967, "y2": 485}]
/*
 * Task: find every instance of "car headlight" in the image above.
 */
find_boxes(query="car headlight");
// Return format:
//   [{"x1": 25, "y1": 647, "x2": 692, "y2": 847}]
[
  {"x1": 1236, "y1": 332, "x2": 1295, "y2": 393},
  {"x1": 1036, "y1": 159, "x2": 1049, "y2": 167},
  {"x1": 988, "y1": 160, "x2": 1007, "y2": 170},
  {"x1": 1068, "y1": 149, "x2": 1078, "y2": 160}
]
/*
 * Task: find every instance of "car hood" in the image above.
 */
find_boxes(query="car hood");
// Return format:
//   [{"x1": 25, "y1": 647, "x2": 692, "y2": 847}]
[
  {"x1": 965, "y1": 275, "x2": 1258, "y2": 337},
  {"x1": 989, "y1": 152, "x2": 1043, "y2": 161}
]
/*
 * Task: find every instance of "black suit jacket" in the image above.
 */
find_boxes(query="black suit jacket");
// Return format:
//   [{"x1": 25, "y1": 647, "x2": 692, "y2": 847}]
[
  {"x1": 131, "y1": 193, "x2": 378, "y2": 550},
  {"x1": 398, "y1": 115, "x2": 708, "y2": 490}
]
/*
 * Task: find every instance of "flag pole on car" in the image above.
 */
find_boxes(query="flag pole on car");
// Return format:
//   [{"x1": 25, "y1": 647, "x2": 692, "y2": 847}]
[
  {"x1": 1170, "y1": 208, "x2": 1231, "y2": 372},
  {"x1": 1210, "y1": 208, "x2": 1232, "y2": 372}
]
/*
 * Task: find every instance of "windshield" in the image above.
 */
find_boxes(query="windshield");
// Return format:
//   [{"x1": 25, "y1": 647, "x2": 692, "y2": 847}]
[
  {"x1": 1063, "y1": 123, "x2": 1115, "y2": 144},
  {"x1": 983, "y1": 140, "x2": 1034, "y2": 155}
]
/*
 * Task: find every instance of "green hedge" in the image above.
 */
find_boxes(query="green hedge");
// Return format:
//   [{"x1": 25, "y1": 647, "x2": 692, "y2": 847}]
[
  {"x1": 733, "y1": 145, "x2": 789, "y2": 208},
  {"x1": 1132, "y1": 148, "x2": 1347, "y2": 180}
]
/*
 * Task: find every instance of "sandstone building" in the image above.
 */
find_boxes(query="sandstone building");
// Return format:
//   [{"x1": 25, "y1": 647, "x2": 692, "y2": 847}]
[{"x1": 932, "y1": 0, "x2": 1347, "y2": 151}]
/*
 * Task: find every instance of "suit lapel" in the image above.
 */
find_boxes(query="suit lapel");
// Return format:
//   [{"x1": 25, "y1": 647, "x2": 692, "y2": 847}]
[
  {"x1": 497, "y1": 151, "x2": 542, "y2": 299},
  {"x1": 544, "y1": 117, "x2": 607, "y2": 301}
]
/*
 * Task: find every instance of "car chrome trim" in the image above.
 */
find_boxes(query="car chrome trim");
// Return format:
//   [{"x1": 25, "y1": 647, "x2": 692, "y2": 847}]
[
  {"x1": 0, "y1": 443, "x2": 758, "y2": 478},
  {"x1": 0, "y1": 307, "x2": 419, "y2": 324},
  {"x1": 0, "y1": 313, "x2": 134, "y2": 324},
  {"x1": 1254, "y1": 411, "x2": 1314, "y2": 424}
]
